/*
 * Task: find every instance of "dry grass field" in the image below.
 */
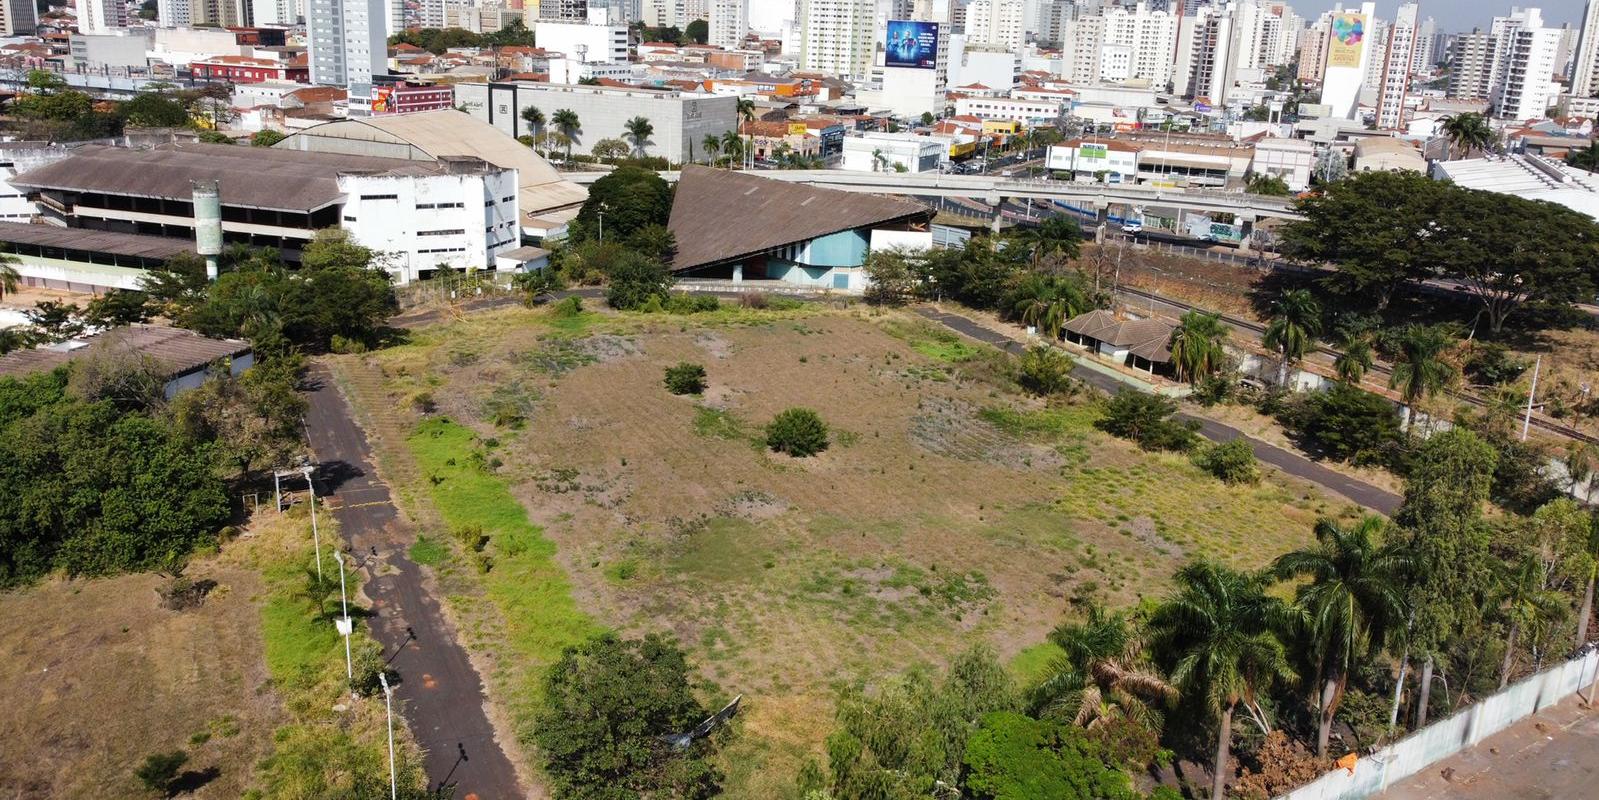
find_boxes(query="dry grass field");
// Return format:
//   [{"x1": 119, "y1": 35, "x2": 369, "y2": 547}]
[{"x1": 348, "y1": 300, "x2": 1359, "y2": 798}]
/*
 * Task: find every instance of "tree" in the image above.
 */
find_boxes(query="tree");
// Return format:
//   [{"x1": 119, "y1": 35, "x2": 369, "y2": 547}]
[
  {"x1": 590, "y1": 137, "x2": 630, "y2": 162},
  {"x1": 1279, "y1": 171, "x2": 1444, "y2": 311},
  {"x1": 1247, "y1": 173, "x2": 1292, "y2": 196},
  {"x1": 1149, "y1": 562, "x2": 1294, "y2": 800},
  {"x1": 920, "y1": 111, "x2": 936, "y2": 126},
  {"x1": 719, "y1": 129, "x2": 744, "y2": 170},
  {"x1": 1167, "y1": 311, "x2": 1229, "y2": 385},
  {"x1": 250, "y1": 129, "x2": 287, "y2": 147},
  {"x1": 623, "y1": 115, "x2": 655, "y2": 158},
  {"x1": 1566, "y1": 140, "x2": 1599, "y2": 173},
  {"x1": 170, "y1": 359, "x2": 306, "y2": 479},
  {"x1": 1006, "y1": 215, "x2": 1082, "y2": 271},
  {"x1": 1387, "y1": 324, "x2": 1457, "y2": 430},
  {"x1": 700, "y1": 133, "x2": 721, "y2": 165},
  {"x1": 575, "y1": 166, "x2": 673, "y2": 244},
  {"x1": 520, "y1": 105, "x2": 545, "y2": 140},
  {"x1": 1271, "y1": 516, "x2": 1410, "y2": 756},
  {"x1": 862, "y1": 247, "x2": 919, "y2": 306},
  {"x1": 121, "y1": 91, "x2": 190, "y2": 128},
  {"x1": 962, "y1": 712, "x2": 1142, "y2": 800},
  {"x1": 1441, "y1": 112, "x2": 1495, "y2": 159},
  {"x1": 1030, "y1": 603, "x2": 1175, "y2": 733},
  {"x1": 1017, "y1": 345, "x2": 1077, "y2": 397},
  {"x1": 765, "y1": 408, "x2": 829, "y2": 457},
  {"x1": 25, "y1": 300, "x2": 84, "y2": 343},
  {"x1": 135, "y1": 750, "x2": 189, "y2": 795},
  {"x1": 1262, "y1": 289, "x2": 1321, "y2": 388},
  {"x1": 663, "y1": 362, "x2": 707, "y2": 395},
  {"x1": 1096, "y1": 390, "x2": 1200, "y2": 452},
  {"x1": 1497, "y1": 499, "x2": 1592, "y2": 682},
  {"x1": 604, "y1": 251, "x2": 673, "y2": 310},
  {"x1": 735, "y1": 97, "x2": 756, "y2": 168},
  {"x1": 84, "y1": 289, "x2": 152, "y2": 328},
  {"x1": 0, "y1": 256, "x2": 18, "y2": 305},
  {"x1": 1193, "y1": 438, "x2": 1260, "y2": 484},
  {"x1": 684, "y1": 18, "x2": 709, "y2": 44},
  {"x1": 1288, "y1": 383, "x2": 1402, "y2": 465},
  {"x1": 551, "y1": 108, "x2": 581, "y2": 160},
  {"x1": 1005, "y1": 272, "x2": 1092, "y2": 339},
  {"x1": 534, "y1": 633, "x2": 725, "y2": 800},
  {"x1": 1332, "y1": 334, "x2": 1374, "y2": 385}
]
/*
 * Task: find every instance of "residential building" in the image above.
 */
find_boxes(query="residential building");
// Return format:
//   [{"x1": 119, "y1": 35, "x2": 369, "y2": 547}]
[
  {"x1": 458, "y1": 81, "x2": 739, "y2": 163},
  {"x1": 840, "y1": 131, "x2": 943, "y2": 173},
  {"x1": 666, "y1": 165, "x2": 933, "y2": 292},
  {"x1": 535, "y1": 0, "x2": 587, "y2": 20},
  {"x1": 190, "y1": 53, "x2": 311, "y2": 84},
  {"x1": 1298, "y1": 13, "x2": 1329, "y2": 84},
  {"x1": 1412, "y1": 16, "x2": 1436, "y2": 72},
  {"x1": 79, "y1": 0, "x2": 127, "y2": 34},
  {"x1": 709, "y1": 0, "x2": 747, "y2": 50},
  {"x1": 965, "y1": 0, "x2": 1025, "y2": 50},
  {"x1": 1574, "y1": 0, "x2": 1599, "y2": 97},
  {"x1": 1376, "y1": 3, "x2": 1419, "y2": 130},
  {"x1": 0, "y1": 0, "x2": 37, "y2": 36},
  {"x1": 8, "y1": 143, "x2": 524, "y2": 283},
  {"x1": 308, "y1": 0, "x2": 398, "y2": 94},
  {"x1": 954, "y1": 95, "x2": 1067, "y2": 124},
  {"x1": 1494, "y1": 8, "x2": 1562, "y2": 120},
  {"x1": 798, "y1": 0, "x2": 875, "y2": 79},
  {"x1": 1449, "y1": 30, "x2": 1497, "y2": 100},
  {"x1": 156, "y1": 0, "x2": 193, "y2": 28},
  {"x1": 534, "y1": 10, "x2": 630, "y2": 63}
]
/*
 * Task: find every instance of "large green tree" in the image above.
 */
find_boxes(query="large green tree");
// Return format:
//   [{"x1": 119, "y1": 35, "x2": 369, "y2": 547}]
[
  {"x1": 1150, "y1": 562, "x2": 1294, "y2": 800},
  {"x1": 1271, "y1": 516, "x2": 1410, "y2": 756},
  {"x1": 1387, "y1": 324, "x2": 1457, "y2": 431},
  {"x1": 1279, "y1": 171, "x2": 1444, "y2": 311},
  {"x1": 1167, "y1": 311, "x2": 1230, "y2": 385},
  {"x1": 574, "y1": 166, "x2": 673, "y2": 246},
  {"x1": 962, "y1": 712, "x2": 1142, "y2": 800},
  {"x1": 1030, "y1": 603, "x2": 1175, "y2": 733}
]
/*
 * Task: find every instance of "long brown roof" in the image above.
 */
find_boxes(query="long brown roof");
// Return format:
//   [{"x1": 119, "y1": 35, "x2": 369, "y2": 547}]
[
  {"x1": 0, "y1": 221, "x2": 193, "y2": 259},
  {"x1": 0, "y1": 325, "x2": 250, "y2": 379},
  {"x1": 9, "y1": 143, "x2": 443, "y2": 213},
  {"x1": 666, "y1": 166, "x2": 931, "y2": 272}
]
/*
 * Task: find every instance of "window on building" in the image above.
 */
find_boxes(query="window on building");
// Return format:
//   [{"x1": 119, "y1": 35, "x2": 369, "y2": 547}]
[
  {"x1": 417, "y1": 229, "x2": 466, "y2": 237},
  {"x1": 359, "y1": 194, "x2": 399, "y2": 201}
]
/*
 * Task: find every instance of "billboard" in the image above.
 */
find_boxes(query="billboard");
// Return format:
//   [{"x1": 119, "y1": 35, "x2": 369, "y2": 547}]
[
  {"x1": 885, "y1": 20, "x2": 939, "y2": 70},
  {"x1": 1080, "y1": 143, "x2": 1108, "y2": 160},
  {"x1": 1327, "y1": 13, "x2": 1366, "y2": 69}
]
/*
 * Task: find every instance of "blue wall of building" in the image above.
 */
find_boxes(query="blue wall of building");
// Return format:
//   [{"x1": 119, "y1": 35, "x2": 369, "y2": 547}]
[{"x1": 804, "y1": 229, "x2": 869, "y2": 268}]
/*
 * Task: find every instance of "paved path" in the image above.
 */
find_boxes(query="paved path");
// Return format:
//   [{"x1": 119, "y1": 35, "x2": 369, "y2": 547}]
[
  {"x1": 304, "y1": 364, "x2": 524, "y2": 800},
  {"x1": 1378, "y1": 696, "x2": 1599, "y2": 800},
  {"x1": 914, "y1": 307, "x2": 1402, "y2": 516}
]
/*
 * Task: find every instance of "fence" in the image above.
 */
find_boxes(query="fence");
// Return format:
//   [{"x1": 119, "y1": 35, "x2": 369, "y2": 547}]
[{"x1": 1275, "y1": 646, "x2": 1599, "y2": 800}]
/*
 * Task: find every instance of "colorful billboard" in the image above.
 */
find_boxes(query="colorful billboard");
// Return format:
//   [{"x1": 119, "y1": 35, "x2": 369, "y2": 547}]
[
  {"x1": 1327, "y1": 13, "x2": 1366, "y2": 69},
  {"x1": 885, "y1": 20, "x2": 939, "y2": 70}
]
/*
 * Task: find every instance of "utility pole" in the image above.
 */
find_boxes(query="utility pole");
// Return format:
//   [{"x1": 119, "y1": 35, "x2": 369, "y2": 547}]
[
  {"x1": 302, "y1": 465, "x2": 322, "y2": 580},
  {"x1": 1522, "y1": 355, "x2": 1542, "y2": 442},
  {"x1": 333, "y1": 551, "x2": 353, "y2": 685},
  {"x1": 380, "y1": 672, "x2": 397, "y2": 800}
]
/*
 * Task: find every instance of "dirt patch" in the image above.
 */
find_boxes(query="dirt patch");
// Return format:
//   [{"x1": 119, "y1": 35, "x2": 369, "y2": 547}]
[
  {"x1": 908, "y1": 394, "x2": 1065, "y2": 470},
  {"x1": 716, "y1": 490, "x2": 789, "y2": 520},
  {"x1": 694, "y1": 330, "x2": 735, "y2": 359}
]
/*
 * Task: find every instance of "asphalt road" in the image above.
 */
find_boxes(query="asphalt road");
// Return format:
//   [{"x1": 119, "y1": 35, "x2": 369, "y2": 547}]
[
  {"x1": 304, "y1": 364, "x2": 524, "y2": 800},
  {"x1": 913, "y1": 307, "x2": 1402, "y2": 516},
  {"x1": 1378, "y1": 696, "x2": 1599, "y2": 800}
]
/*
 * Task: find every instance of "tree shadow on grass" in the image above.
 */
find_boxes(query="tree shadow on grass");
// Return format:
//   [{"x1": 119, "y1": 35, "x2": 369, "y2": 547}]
[{"x1": 167, "y1": 766, "x2": 220, "y2": 796}]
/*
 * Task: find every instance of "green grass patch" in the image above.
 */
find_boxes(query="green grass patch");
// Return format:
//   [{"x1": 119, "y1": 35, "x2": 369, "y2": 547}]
[
  {"x1": 259, "y1": 560, "x2": 343, "y2": 687},
  {"x1": 408, "y1": 535, "x2": 448, "y2": 566},
  {"x1": 669, "y1": 517, "x2": 771, "y2": 583},
  {"x1": 693, "y1": 406, "x2": 755, "y2": 444},
  {"x1": 1010, "y1": 641, "x2": 1065, "y2": 687},
  {"x1": 408, "y1": 417, "x2": 599, "y2": 712},
  {"x1": 979, "y1": 404, "x2": 1101, "y2": 439}
]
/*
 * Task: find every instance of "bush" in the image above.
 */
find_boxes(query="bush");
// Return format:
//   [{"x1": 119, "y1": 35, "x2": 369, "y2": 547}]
[
  {"x1": 664, "y1": 293, "x2": 720, "y2": 314},
  {"x1": 765, "y1": 407, "x2": 829, "y2": 457},
  {"x1": 135, "y1": 750, "x2": 188, "y2": 794},
  {"x1": 962, "y1": 712, "x2": 1140, "y2": 800},
  {"x1": 664, "y1": 362, "x2": 707, "y2": 395},
  {"x1": 1017, "y1": 345, "x2": 1077, "y2": 397},
  {"x1": 1281, "y1": 383, "x2": 1401, "y2": 466},
  {"x1": 605, "y1": 251, "x2": 673, "y2": 310},
  {"x1": 1096, "y1": 390, "x2": 1199, "y2": 452},
  {"x1": 1192, "y1": 438, "x2": 1260, "y2": 484},
  {"x1": 551, "y1": 295, "x2": 583, "y2": 317},
  {"x1": 1463, "y1": 341, "x2": 1530, "y2": 386}
]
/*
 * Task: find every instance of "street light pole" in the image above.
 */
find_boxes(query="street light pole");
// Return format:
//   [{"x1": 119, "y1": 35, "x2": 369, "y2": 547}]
[
  {"x1": 333, "y1": 551, "x2": 353, "y2": 684},
  {"x1": 380, "y1": 672, "x2": 397, "y2": 800},
  {"x1": 302, "y1": 466, "x2": 322, "y2": 581},
  {"x1": 1522, "y1": 354, "x2": 1542, "y2": 442}
]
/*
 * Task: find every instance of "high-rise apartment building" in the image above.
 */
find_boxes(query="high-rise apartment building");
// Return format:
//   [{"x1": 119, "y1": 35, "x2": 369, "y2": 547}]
[
  {"x1": 1375, "y1": 2, "x2": 1418, "y2": 130},
  {"x1": 965, "y1": 0, "x2": 1025, "y2": 50},
  {"x1": 308, "y1": 0, "x2": 396, "y2": 93},
  {"x1": 1494, "y1": 9, "x2": 1561, "y2": 119},
  {"x1": 0, "y1": 0, "x2": 37, "y2": 35},
  {"x1": 1411, "y1": 15, "x2": 1435, "y2": 72},
  {"x1": 1448, "y1": 30, "x2": 1497, "y2": 100},
  {"x1": 798, "y1": 0, "x2": 875, "y2": 79},
  {"x1": 1094, "y1": 2, "x2": 1178, "y2": 88},
  {"x1": 1297, "y1": 12, "x2": 1330, "y2": 83},
  {"x1": 1572, "y1": 0, "x2": 1599, "y2": 97},
  {"x1": 1361, "y1": 17, "x2": 1388, "y2": 91},
  {"x1": 709, "y1": 0, "x2": 747, "y2": 49},
  {"x1": 79, "y1": 0, "x2": 129, "y2": 33},
  {"x1": 536, "y1": 0, "x2": 587, "y2": 19}
]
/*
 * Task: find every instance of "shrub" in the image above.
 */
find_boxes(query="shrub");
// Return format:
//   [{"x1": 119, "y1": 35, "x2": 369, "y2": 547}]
[
  {"x1": 604, "y1": 251, "x2": 673, "y2": 310},
  {"x1": 664, "y1": 293, "x2": 720, "y2": 314},
  {"x1": 1282, "y1": 383, "x2": 1400, "y2": 466},
  {"x1": 663, "y1": 362, "x2": 708, "y2": 395},
  {"x1": 1192, "y1": 438, "x2": 1260, "y2": 484},
  {"x1": 550, "y1": 295, "x2": 583, "y2": 318},
  {"x1": 764, "y1": 407, "x2": 829, "y2": 457},
  {"x1": 135, "y1": 750, "x2": 188, "y2": 794},
  {"x1": 1017, "y1": 345, "x2": 1077, "y2": 397},
  {"x1": 1096, "y1": 390, "x2": 1199, "y2": 452},
  {"x1": 329, "y1": 334, "x2": 368, "y2": 354},
  {"x1": 1463, "y1": 342, "x2": 1530, "y2": 386}
]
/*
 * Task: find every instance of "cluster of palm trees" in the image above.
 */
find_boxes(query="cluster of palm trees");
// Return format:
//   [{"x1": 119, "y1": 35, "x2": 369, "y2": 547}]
[
  {"x1": 1032, "y1": 502, "x2": 1598, "y2": 800},
  {"x1": 1440, "y1": 112, "x2": 1497, "y2": 160},
  {"x1": 520, "y1": 105, "x2": 583, "y2": 162}
]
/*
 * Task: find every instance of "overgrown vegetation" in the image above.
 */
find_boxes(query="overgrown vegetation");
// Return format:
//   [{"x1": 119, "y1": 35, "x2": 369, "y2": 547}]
[
  {"x1": 664, "y1": 362, "x2": 708, "y2": 395},
  {"x1": 1096, "y1": 390, "x2": 1199, "y2": 452}
]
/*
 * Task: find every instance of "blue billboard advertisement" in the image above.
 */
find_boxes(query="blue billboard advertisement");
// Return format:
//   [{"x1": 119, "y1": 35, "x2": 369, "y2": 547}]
[{"x1": 885, "y1": 20, "x2": 939, "y2": 70}]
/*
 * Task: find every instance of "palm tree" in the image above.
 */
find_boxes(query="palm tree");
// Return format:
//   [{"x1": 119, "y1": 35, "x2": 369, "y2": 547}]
[
  {"x1": 719, "y1": 129, "x2": 744, "y2": 170},
  {"x1": 1270, "y1": 516, "x2": 1410, "y2": 756},
  {"x1": 520, "y1": 105, "x2": 545, "y2": 140},
  {"x1": 1441, "y1": 112, "x2": 1495, "y2": 159},
  {"x1": 1387, "y1": 324, "x2": 1457, "y2": 432},
  {"x1": 623, "y1": 115, "x2": 654, "y2": 159},
  {"x1": 1333, "y1": 334, "x2": 1374, "y2": 385},
  {"x1": 1007, "y1": 214, "x2": 1082, "y2": 271},
  {"x1": 1566, "y1": 141, "x2": 1599, "y2": 173},
  {"x1": 871, "y1": 147, "x2": 888, "y2": 172},
  {"x1": 1150, "y1": 562, "x2": 1295, "y2": 800},
  {"x1": 1494, "y1": 554, "x2": 1566, "y2": 687},
  {"x1": 1010, "y1": 274, "x2": 1088, "y2": 340},
  {"x1": 1167, "y1": 311, "x2": 1230, "y2": 385},
  {"x1": 1030, "y1": 603, "x2": 1176, "y2": 732},
  {"x1": 0, "y1": 255, "x2": 19, "y2": 304},
  {"x1": 700, "y1": 133, "x2": 721, "y2": 166},
  {"x1": 551, "y1": 108, "x2": 581, "y2": 161},
  {"x1": 1572, "y1": 514, "x2": 1599, "y2": 650},
  {"x1": 735, "y1": 97, "x2": 756, "y2": 169},
  {"x1": 1262, "y1": 289, "x2": 1322, "y2": 389}
]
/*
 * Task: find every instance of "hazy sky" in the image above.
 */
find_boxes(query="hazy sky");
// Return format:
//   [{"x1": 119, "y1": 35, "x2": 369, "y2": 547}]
[{"x1": 746, "y1": 2, "x2": 1591, "y2": 36}]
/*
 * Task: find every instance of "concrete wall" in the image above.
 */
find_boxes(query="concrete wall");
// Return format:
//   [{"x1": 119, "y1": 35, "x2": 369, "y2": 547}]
[
  {"x1": 459, "y1": 82, "x2": 738, "y2": 164},
  {"x1": 1275, "y1": 648, "x2": 1599, "y2": 800}
]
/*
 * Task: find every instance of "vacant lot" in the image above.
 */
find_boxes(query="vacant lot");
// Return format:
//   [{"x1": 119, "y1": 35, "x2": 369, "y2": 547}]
[{"x1": 354, "y1": 302, "x2": 1354, "y2": 797}]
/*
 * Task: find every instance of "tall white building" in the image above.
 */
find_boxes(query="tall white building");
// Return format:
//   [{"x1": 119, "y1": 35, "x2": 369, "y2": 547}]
[
  {"x1": 537, "y1": 8, "x2": 631, "y2": 62},
  {"x1": 709, "y1": 0, "x2": 747, "y2": 49},
  {"x1": 1361, "y1": 17, "x2": 1389, "y2": 91},
  {"x1": 965, "y1": 0, "x2": 1025, "y2": 50},
  {"x1": 0, "y1": 0, "x2": 36, "y2": 35},
  {"x1": 1375, "y1": 3, "x2": 1418, "y2": 130},
  {"x1": 1494, "y1": 8, "x2": 1561, "y2": 120},
  {"x1": 1411, "y1": 15, "x2": 1436, "y2": 72},
  {"x1": 79, "y1": 0, "x2": 128, "y2": 33},
  {"x1": 535, "y1": 0, "x2": 587, "y2": 20},
  {"x1": 1071, "y1": 2, "x2": 1177, "y2": 88},
  {"x1": 1572, "y1": 0, "x2": 1599, "y2": 97},
  {"x1": 798, "y1": 0, "x2": 876, "y2": 79},
  {"x1": 308, "y1": 0, "x2": 396, "y2": 93}
]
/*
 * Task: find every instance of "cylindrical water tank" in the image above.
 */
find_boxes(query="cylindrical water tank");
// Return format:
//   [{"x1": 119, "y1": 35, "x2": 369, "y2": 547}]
[{"x1": 191, "y1": 180, "x2": 222, "y2": 280}]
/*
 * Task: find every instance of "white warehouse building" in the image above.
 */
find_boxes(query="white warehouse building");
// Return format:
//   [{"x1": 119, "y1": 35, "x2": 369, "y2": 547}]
[{"x1": 841, "y1": 131, "x2": 944, "y2": 173}]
